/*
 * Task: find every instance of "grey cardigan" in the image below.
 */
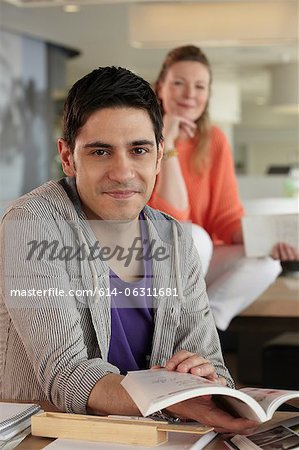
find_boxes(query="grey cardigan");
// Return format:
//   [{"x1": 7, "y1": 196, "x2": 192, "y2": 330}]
[{"x1": 0, "y1": 178, "x2": 233, "y2": 413}]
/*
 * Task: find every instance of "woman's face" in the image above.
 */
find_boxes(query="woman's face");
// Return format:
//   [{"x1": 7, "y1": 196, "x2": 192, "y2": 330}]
[{"x1": 158, "y1": 60, "x2": 210, "y2": 122}]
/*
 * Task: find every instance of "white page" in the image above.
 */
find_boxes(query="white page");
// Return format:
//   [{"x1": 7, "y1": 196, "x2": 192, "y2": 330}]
[
  {"x1": 242, "y1": 214, "x2": 299, "y2": 257},
  {"x1": 241, "y1": 388, "x2": 299, "y2": 419},
  {"x1": 42, "y1": 433, "x2": 208, "y2": 450},
  {"x1": 122, "y1": 370, "x2": 267, "y2": 420},
  {"x1": 121, "y1": 369, "x2": 225, "y2": 415}
]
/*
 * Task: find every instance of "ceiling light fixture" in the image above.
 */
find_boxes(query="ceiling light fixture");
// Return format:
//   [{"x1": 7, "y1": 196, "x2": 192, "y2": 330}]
[
  {"x1": 63, "y1": 4, "x2": 79, "y2": 12},
  {"x1": 129, "y1": 2, "x2": 298, "y2": 48}
]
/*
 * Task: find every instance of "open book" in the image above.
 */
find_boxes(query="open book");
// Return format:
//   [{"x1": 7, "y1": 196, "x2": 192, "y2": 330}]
[
  {"x1": 241, "y1": 213, "x2": 299, "y2": 257},
  {"x1": 121, "y1": 370, "x2": 299, "y2": 422}
]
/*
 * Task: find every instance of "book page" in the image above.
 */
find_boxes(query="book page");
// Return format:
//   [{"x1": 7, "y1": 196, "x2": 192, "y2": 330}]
[
  {"x1": 121, "y1": 370, "x2": 267, "y2": 419},
  {"x1": 242, "y1": 214, "x2": 299, "y2": 257},
  {"x1": 121, "y1": 370, "x2": 228, "y2": 416},
  {"x1": 240, "y1": 388, "x2": 299, "y2": 418}
]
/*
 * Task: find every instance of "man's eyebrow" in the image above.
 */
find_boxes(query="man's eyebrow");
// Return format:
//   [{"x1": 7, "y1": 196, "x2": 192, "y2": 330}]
[
  {"x1": 83, "y1": 140, "x2": 156, "y2": 149},
  {"x1": 130, "y1": 140, "x2": 155, "y2": 147},
  {"x1": 83, "y1": 142, "x2": 112, "y2": 149}
]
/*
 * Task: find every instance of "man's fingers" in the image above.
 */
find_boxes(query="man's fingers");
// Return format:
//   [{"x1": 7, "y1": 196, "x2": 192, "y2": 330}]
[
  {"x1": 203, "y1": 404, "x2": 258, "y2": 434},
  {"x1": 165, "y1": 350, "x2": 195, "y2": 370},
  {"x1": 214, "y1": 422, "x2": 258, "y2": 434},
  {"x1": 217, "y1": 376, "x2": 227, "y2": 386},
  {"x1": 165, "y1": 350, "x2": 210, "y2": 372},
  {"x1": 214, "y1": 419, "x2": 258, "y2": 435},
  {"x1": 168, "y1": 396, "x2": 259, "y2": 435},
  {"x1": 165, "y1": 350, "x2": 218, "y2": 381},
  {"x1": 190, "y1": 362, "x2": 216, "y2": 378},
  {"x1": 199, "y1": 398, "x2": 258, "y2": 434}
]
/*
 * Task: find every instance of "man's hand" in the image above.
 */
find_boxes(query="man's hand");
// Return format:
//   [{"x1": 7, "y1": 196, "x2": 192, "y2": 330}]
[
  {"x1": 271, "y1": 242, "x2": 299, "y2": 261},
  {"x1": 152, "y1": 350, "x2": 227, "y2": 385},
  {"x1": 166, "y1": 396, "x2": 258, "y2": 434}
]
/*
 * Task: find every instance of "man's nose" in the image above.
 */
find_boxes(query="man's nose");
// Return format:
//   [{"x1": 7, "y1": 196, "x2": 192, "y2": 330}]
[{"x1": 107, "y1": 154, "x2": 135, "y2": 183}]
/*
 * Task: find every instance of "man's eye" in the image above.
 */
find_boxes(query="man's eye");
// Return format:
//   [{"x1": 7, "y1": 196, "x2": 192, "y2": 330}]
[
  {"x1": 196, "y1": 85, "x2": 206, "y2": 90},
  {"x1": 173, "y1": 80, "x2": 183, "y2": 86},
  {"x1": 132, "y1": 148, "x2": 147, "y2": 155},
  {"x1": 92, "y1": 149, "x2": 109, "y2": 156}
]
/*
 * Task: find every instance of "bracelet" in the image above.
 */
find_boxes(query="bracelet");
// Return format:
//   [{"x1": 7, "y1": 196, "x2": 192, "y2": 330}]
[
  {"x1": 163, "y1": 148, "x2": 178, "y2": 160},
  {"x1": 149, "y1": 409, "x2": 181, "y2": 424}
]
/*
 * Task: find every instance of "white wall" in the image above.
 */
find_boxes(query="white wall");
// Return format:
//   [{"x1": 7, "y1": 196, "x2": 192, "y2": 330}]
[{"x1": 234, "y1": 102, "x2": 298, "y2": 175}]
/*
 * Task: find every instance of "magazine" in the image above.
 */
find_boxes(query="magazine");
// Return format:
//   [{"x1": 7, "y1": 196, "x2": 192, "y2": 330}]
[
  {"x1": 121, "y1": 370, "x2": 299, "y2": 422},
  {"x1": 224, "y1": 416, "x2": 299, "y2": 449}
]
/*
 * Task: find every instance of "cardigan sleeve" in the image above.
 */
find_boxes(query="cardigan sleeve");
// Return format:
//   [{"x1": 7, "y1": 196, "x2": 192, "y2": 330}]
[{"x1": 1, "y1": 206, "x2": 119, "y2": 414}]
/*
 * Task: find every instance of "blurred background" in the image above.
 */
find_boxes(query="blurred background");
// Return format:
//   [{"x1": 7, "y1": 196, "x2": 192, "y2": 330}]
[{"x1": 0, "y1": 0, "x2": 298, "y2": 214}]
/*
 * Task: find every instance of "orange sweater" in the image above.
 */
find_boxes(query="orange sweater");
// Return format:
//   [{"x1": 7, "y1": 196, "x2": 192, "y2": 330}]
[{"x1": 149, "y1": 126, "x2": 244, "y2": 244}]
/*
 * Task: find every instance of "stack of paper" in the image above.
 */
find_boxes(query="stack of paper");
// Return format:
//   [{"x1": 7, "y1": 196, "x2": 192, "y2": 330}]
[{"x1": 0, "y1": 403, "x2": 41, "y2": 450}]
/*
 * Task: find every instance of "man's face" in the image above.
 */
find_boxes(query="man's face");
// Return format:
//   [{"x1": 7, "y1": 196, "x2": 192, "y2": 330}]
[{"x1": 58, "y1": 107, "x2": 163, "y2": 221}]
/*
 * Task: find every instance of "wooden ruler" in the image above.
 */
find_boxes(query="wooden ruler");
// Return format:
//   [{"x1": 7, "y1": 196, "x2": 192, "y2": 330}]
[{"x1": 32, "y1": 412, "x2": 213, "y2": 447}]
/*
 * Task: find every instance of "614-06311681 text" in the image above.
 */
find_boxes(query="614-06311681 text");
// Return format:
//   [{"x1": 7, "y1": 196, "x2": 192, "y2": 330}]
[{"x1": 96, "y1": 287, "x2": 178, "y2": 297}]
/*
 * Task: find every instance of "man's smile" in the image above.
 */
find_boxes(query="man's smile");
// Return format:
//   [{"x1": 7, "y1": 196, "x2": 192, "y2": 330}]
[{"x1": 103, "y1": 190, "x2": 138, "y2": 199}]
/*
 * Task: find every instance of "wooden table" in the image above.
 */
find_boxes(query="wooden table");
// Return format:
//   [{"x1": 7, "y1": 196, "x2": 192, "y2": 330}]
[
  {"x1": 239, "y1": 276, "x2": 299, "y2": 318},
  {"x1": 15, "y1": 412, "x2": 299, "y2": 450},
  {"x1": 228, "y1": 275, "x2": 299, "y2": 384}
]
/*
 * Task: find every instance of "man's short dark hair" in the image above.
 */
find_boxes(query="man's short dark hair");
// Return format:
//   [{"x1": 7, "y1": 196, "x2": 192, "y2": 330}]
[{"x1": 62, "y1": 66, "x2": 163, "y2": 152}]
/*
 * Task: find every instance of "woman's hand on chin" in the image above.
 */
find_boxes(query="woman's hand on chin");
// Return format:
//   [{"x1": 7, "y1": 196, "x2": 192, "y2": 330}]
[{"x1": 163, "y1": 114, "x2": 196, "y2": 147}]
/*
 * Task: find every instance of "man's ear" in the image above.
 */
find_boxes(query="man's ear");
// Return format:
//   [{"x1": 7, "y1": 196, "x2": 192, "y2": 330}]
[
  {"x1": 57, "y1": 138, "x2": 76, "y2": 177},
  {"x1": 156, "y1": 142, "x2": 164, "y2": 174}
]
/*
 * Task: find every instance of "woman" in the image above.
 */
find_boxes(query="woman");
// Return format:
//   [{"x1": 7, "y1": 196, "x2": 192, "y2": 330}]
[{"x1": 149, "y1": 45, "x2": 298, "y2": 331}]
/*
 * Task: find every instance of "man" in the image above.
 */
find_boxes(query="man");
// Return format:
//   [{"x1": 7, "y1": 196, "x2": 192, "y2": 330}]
[{"x1": 0, "y1": 67, "x2": 256, "y2": 434}]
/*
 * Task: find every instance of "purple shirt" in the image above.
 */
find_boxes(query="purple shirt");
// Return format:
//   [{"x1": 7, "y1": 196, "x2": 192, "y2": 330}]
[{"x1": 107, "y1": 216, "x2": 154, "y2": 375}]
